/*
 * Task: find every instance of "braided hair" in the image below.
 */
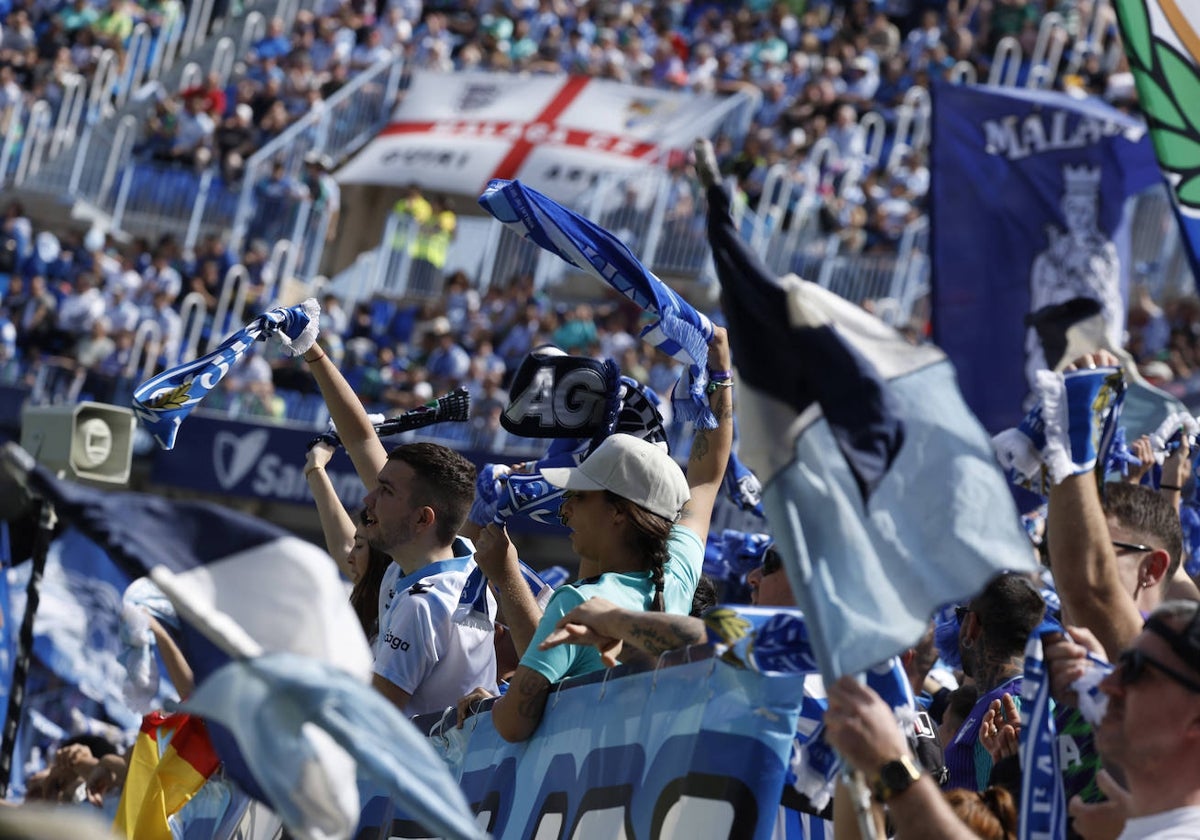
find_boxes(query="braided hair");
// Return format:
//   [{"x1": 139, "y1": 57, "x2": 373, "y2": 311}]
[{"x1": 605, "y1": 491, "x2": 673, "y2": 611}]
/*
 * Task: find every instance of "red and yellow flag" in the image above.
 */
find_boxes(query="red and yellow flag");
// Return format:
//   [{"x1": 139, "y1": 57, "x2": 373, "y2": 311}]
[{"x1": 114, "y1": 711, "x2": 220, "y2": 840}]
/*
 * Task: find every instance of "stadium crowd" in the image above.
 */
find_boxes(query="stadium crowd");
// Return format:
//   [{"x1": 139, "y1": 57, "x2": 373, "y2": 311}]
[{"x1": 4, "y1": 0, "x2": 1200, "y2": 835}]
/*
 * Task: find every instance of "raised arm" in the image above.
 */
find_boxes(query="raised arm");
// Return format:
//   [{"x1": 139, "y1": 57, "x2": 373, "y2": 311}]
[
  {"x1": 303, "y1": 343, "x2": 387, "y2": 491},
  {"x1": 304, "y1": 440, "x2": 357, "y2": 578},
  {"x1": 678, "y1": 326, "x2": 735, "y2": 545},
  {"x1": 474, "y1": 523, "x2": 542, "y2": 658}
]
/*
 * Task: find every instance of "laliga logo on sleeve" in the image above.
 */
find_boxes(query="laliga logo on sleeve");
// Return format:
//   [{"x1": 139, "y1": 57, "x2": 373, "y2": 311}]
[{"x1": 213, "y1": 429, "x2": 270, "y2": 490}]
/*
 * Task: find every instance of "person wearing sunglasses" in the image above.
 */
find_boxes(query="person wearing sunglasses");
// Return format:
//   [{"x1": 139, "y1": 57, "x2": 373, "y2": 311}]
[
  {"x1": 1048, "y1": 353, "x2": 1189, "y2": 664},
  {"x1": 1046, "y1": 601, "x2": 1200, "y2": 839}
]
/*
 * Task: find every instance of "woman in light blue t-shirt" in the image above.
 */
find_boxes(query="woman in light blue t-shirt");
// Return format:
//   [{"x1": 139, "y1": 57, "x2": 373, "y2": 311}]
[{"x1": 460, "y1": 327, "x2": 735, "y2": 743}]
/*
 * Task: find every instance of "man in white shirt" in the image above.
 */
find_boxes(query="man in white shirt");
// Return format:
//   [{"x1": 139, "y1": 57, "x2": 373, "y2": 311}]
[{"x1": 303, "y1": 344, "x2": 496, "y2": 717}]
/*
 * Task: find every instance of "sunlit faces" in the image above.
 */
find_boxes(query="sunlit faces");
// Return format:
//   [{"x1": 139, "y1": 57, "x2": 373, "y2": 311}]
[
  {"x1": 557, "y1": 489, "x2": 620, "y2": 565},
  {"x1": 362, "y1": 460, "x2": 423, "y2": 556},
  {"x1": 1096, "y1": 625, "x2": 1200, "y2": 767},
  {"x1": 345, "y1": 523, "x2": 371, "y2": 585}
]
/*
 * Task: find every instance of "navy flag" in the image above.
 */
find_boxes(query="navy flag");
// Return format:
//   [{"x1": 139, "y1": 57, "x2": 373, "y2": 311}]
[{"x1": 931, "y1": 82, "x2": 1161, "y2": 432}]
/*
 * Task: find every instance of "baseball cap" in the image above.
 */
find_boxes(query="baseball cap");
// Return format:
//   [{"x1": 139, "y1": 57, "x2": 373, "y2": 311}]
[{"x1": 541, "y1": 433, "x2": 689, "y2": 520}]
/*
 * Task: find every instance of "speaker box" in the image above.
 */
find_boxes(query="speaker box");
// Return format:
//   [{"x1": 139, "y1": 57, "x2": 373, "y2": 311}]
[{"x1": 20, "y1": 402, "x2": 136, "y2": 484}]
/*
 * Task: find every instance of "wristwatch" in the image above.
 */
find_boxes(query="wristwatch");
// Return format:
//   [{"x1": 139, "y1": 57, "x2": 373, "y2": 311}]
[{"x1": 871, "y1": 755, "x2": 921, "y2": 803}]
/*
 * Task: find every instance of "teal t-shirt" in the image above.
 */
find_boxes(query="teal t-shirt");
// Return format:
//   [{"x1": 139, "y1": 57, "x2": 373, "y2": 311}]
[{"x1": 519, "y1": 525, "x2": 703, "y2": 684}]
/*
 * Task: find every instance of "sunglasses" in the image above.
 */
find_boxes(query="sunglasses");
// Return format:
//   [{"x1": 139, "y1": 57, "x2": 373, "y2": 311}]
[
  {"x1": 1117, "y1": 647, "x2": 1200, "y2": 694},
  {"x1": 761, "y1": 551, "x2": 782, "y2": 576},
  {"x1": 954, "y1": 605, "x2": 972, "y2": 623},
  {"x1": 1112, "y1": 540, "x2": 1154, "y2": 554}
]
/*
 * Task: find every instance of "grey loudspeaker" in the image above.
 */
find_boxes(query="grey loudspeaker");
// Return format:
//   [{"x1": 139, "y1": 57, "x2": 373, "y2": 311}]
[{"x1": 19, "y1": 402, "x2": 136, "y2": 484}]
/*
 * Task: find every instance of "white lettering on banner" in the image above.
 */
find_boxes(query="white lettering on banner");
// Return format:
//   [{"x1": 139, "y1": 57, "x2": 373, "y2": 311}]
[
  {"x1": 532, "y1": 813, "x2": 564, "y2": 840},
  {"x1": 659, "y1": 797, "x2": 736, "y2": 837},
  {"x1": 213, "y1": 429, "x2": 271, "y2": 489},
  {"x1": 571, "y1": 808, "x2": 628, "y2": 839},
  {"x1": 982, "y1": 112, "x2": 1136, "y2": 160}
]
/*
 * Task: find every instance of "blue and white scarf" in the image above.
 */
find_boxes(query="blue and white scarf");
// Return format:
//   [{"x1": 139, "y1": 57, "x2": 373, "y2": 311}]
[
  {"x1": 994, "y1": 366, "x2": 1126, "y2": 493},
  {"x1": 703, "y1": 605, "x2": 913, "y2": 812},
  {"x1": 454, "y1": 552, "x2": 556, "y2": 631},
  {"x1": 1019, "y1": 621, "x2": 1114, "y2": 840},
  {"x1": 1019, "y1": 621, "x2": 1066, "y2": 840},
  {"x1": 133, "y1": 298, "x2": 320, "y2": 449},
  {"x1": 478, "y1": 180, "x2": 717, "y2": 428}
]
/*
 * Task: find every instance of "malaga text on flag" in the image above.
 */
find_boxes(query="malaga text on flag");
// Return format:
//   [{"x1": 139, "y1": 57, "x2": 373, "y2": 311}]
[{"x1": 930, "y1": 81, "x2": 1161, "y2": 432}]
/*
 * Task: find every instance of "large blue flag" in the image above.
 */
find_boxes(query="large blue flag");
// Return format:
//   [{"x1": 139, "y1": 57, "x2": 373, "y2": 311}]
[
  {"x1": 704, "y1": 182, "x2": 1036, "y2": 679},
  {"x1": 930, "y1": 82, "x2": 1162, "y2": 432},
  {"x1": 4, "y1": 446, "x2": 480, "y2": 839},
  {"x1": 1113, "y1": 0, "x2": 1200, "y2": 282}
]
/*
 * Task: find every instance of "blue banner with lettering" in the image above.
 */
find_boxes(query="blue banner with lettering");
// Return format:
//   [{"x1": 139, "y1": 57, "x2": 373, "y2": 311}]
[
  {"x1": 148, "y1": 413, "x2": 562, "y2": 535},
  {"x1": 354, "y1": 656, "x2": 805, "y2": 840},
  {"x1": 930, "y1": 82, "x2": 1161, "y2": 432}
]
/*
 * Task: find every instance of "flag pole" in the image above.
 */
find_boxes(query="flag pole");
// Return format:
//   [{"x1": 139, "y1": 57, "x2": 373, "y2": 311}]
[{"x1": 0, "y1": 495, "x2": 55, "y2": 797}]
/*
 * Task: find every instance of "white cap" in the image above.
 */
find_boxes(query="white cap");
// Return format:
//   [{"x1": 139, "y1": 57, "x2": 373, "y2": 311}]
[{"x1": 542, "y1": 433, "x2": 689, "y2": 521}]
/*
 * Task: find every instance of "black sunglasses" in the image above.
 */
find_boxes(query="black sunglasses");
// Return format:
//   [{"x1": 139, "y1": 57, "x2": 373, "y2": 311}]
[
  {"x1": 1117, "y1": 648, "x2": 1200, "y2": 694},
  {"x1": 1112, "y1": 540, "x2": 1154, "y2": 554},
  {"x1": 954, "y1": 605, "x2": 972, "y2": 623},
  {"x1": 761, "y1": 550, "x2": 782, "y2": 576}
]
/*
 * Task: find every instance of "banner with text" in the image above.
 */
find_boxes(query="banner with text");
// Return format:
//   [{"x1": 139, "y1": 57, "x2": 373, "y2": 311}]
[
  {"x1": 356, "y1": 656, "x2": 805, "y2": 840},
  {"x1": 930, "y1": 82, "x2": 1161, "y2": 432},
  {"x1": 336, "y1": 71, "x2": 734, "y2": 203}
]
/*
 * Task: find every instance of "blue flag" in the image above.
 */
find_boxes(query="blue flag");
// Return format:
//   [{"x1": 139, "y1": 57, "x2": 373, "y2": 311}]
[
  {"x1": 12, "y1": 449, "x2": 384, "y2": 838},
  {"x1": 705, "y1": 183, "x2": 1036, "y2": 679},
  {"x1": 477, "y1": 179, "x2": 717, "y2": 428},
  {"x1": 1113, "y1": 0, "x2": 1200, "y2": 282},
  {"x1": 930, "y1": 82, "x2": 1162, "y2": 432},
  {"x1": 132, "y1": 298, "x2": 319, "y2": 449}
]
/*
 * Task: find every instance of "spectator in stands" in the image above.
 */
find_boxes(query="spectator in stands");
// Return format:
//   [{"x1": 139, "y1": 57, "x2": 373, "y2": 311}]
[
  {"x1": 166, "y1": 90, "x2": 215, "y2": 169},
  {"x1": 56, "y1": 271, "x2": 105, "y2": 338},
  {"x1": 461, "y1": 326, "x2": 733, "y2": 742},
  {"x1": 943, "y1": 573, "x2": 1045, "y2": 792},
  {"x1": 1048, "y1": 602, "x2": 1200, "y2": 837},
  {"x1": 302, "y1": 340, "x2": 497, "y2": 716},
  {"x1": 215, "y1": 103, "x2": 258, "y2": 183},
  {"x1": 248, "y1": 160, "x2": 305, "y2": 245}
]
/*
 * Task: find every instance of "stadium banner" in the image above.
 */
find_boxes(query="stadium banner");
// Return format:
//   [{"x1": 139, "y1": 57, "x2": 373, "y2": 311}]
[
  {"x1": 336, "y1": 70, "x2": 731, "y2": 202},
  {"x1": 352, "y1": 656, "x2": 805, "y2": 840},
  {"x1": 146, "y1": 413, "x2": 563, "y2": 534},
  {"x1": 930, "y1": 82, "x2": 1161, "y2": 432}
]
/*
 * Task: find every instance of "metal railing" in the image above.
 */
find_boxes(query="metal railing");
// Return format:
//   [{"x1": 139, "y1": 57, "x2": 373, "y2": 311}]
[{"x1": 229, "y1": 56, "x2": 406, "y2": 253}]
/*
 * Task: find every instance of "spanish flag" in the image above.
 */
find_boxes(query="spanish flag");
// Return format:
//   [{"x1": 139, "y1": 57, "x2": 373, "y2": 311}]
[{"x1": 114, "y1": 711, "x2": 220, "y2": 840}]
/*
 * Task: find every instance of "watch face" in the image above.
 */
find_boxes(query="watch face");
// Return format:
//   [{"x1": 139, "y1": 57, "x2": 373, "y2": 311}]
[{"x1": 881, "y1": 758, "x2": 919, "y2": 792}]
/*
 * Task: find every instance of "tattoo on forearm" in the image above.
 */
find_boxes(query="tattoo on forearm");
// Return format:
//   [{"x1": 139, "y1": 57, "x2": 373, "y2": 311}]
[
  {"x1": 690, "y1": 430, "x2": 710, "y2": 462},
  {"x1": 628, "y1": 617, "x2": 703, "y2": 655},
  {"x1": 516, "y1": 674, "x2": 549, "y2": 720}
]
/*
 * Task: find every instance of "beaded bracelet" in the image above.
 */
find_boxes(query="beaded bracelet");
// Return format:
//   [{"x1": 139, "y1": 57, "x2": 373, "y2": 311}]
[{"x1": 705, "y1": 379, "x2": 734, "y2": 395}]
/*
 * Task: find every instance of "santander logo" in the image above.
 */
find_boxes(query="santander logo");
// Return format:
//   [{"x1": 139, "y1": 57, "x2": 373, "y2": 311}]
[{"x1": 213, "y1": 429, "x2": 270, "y2": 490}]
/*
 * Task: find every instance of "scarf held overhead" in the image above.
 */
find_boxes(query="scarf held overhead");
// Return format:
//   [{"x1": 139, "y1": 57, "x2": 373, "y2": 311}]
[
  {"x1": 477, "y1": 179, "x2": 717, "y2": 428},
  {"x1": 133, "y1": 299, "x2": 320, "y2": 449}
]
